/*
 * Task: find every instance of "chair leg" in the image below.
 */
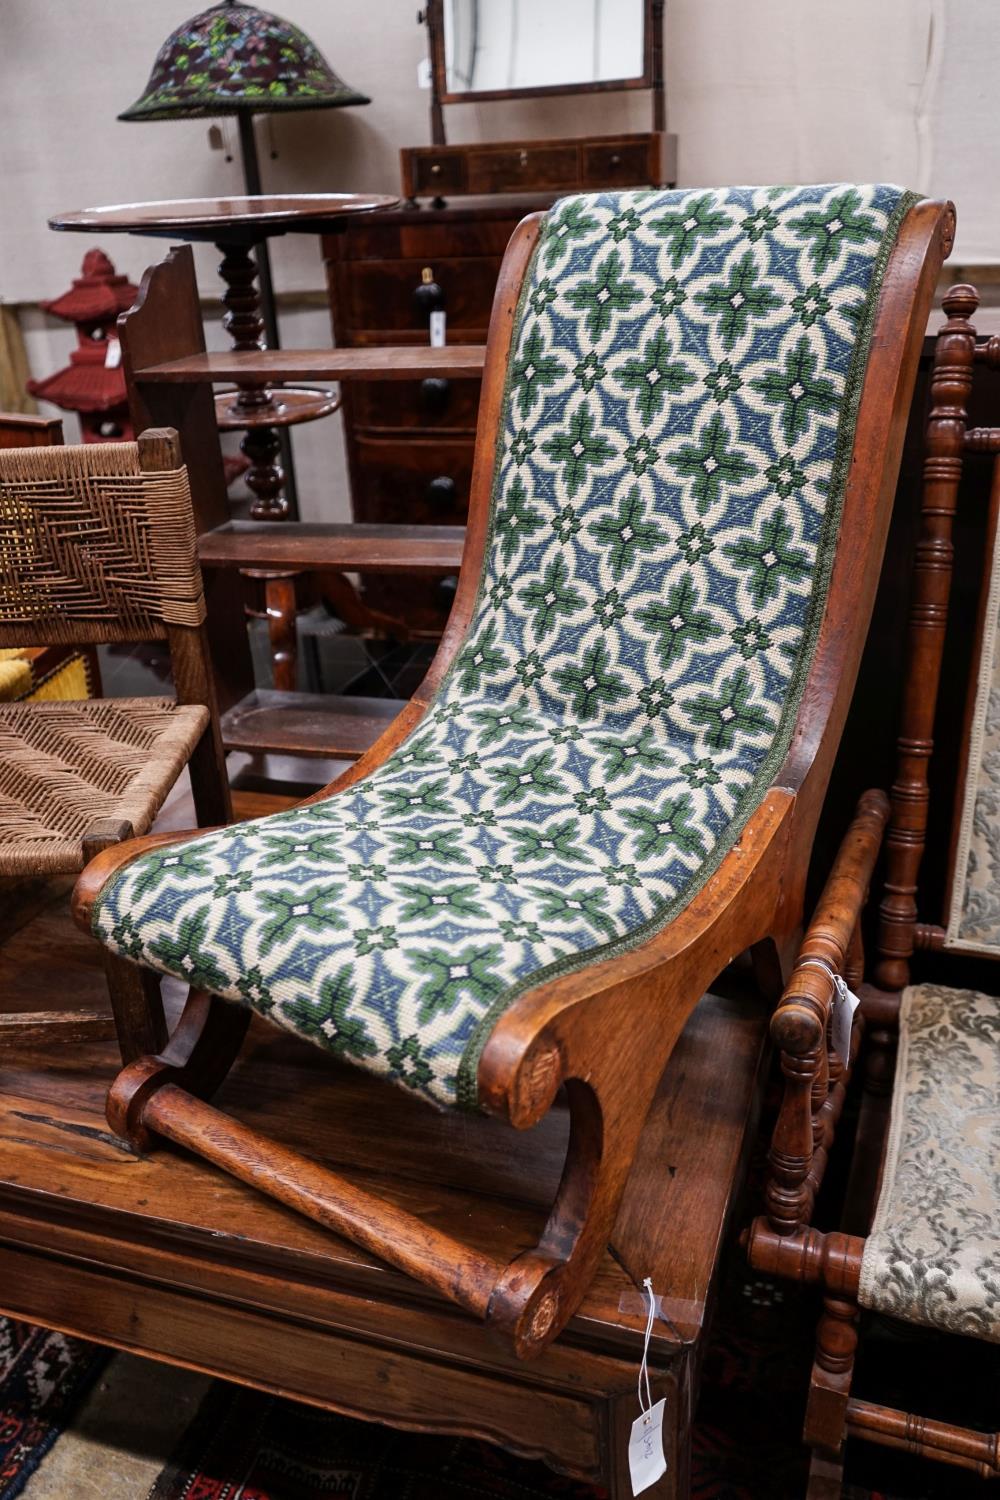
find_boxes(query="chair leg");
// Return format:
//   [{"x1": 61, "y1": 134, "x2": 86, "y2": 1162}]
[
  {"x1": 804, "y1": 1294, "x2": 859, "y2": 1453},
  {"x1": 485, "y1": 1075, "x2": 661, "y2": 1357},
  {"x1": 186, "y1": 722, "x2": 233, "y2": 827},
  {"x1": 107, "y1": 987, "x2": 251, "y2": 1149},
  {"x1": 806, "y1": 1447, "x2": 845, "y2": 1499},
  {"x1": 102, "y1": 951, "x2": 168, "y2": 1064},
  {"x1": 102, "y1": 1002, "x2": 663, "y2": 1356},
  {"x1": 82, "y1": 819, "x2": 170, "y2": 1064}
]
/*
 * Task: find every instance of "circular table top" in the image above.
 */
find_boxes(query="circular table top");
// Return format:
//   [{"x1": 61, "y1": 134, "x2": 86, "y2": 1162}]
[{"x1": 50, "y1": 193, "x2": 399, "y2": 243}]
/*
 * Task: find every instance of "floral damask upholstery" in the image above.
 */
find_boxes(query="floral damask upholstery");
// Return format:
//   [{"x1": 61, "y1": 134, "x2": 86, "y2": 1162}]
[
  {"x1": 946, "y1": 531, "x2": 1000, "y2": 954},
  {"x1": 859, "y1": 983, "x2": 1000, "y2": 1343},
  {"x1": 93, "y1": 184, "x2": 915, "y2": 1109}
]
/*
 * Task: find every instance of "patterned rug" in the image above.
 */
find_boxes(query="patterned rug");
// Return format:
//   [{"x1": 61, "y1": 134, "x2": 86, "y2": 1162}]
[{"x1": 0, "y1": 1320, "x2": 106, "y2": 1499}]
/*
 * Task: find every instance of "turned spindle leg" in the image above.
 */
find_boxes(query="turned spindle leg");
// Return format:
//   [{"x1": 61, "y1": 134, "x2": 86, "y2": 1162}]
[
  {"x1": 874, "y1": 285, "x2": 978, "y2": 989},
  {"x1": 216, "y1": 241, "x2": 288, "y2": 520}
]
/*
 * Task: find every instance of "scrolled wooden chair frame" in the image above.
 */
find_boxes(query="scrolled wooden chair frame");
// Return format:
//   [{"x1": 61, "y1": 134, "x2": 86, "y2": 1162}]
[{"x1": 74, "y1": 200, "x2": 953, "y2": 1359}]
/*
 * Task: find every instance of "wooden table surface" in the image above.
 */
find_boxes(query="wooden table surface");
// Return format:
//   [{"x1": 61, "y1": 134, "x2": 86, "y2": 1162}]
[
  {"x1": 0, "y1": 871, "x2": 768, "y2": 1497},
  {"x1": 50, "y1": 194, "x2": 400, "y2": 241}
]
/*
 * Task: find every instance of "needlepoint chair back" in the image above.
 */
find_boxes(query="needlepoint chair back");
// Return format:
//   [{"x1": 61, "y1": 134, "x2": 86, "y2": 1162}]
[
  {"x1": 0, "y1": 436, "x2": 205, "y2": 648},
  {"x1": 77, "y1": 187, "x2": 951, "y2": 1356}
]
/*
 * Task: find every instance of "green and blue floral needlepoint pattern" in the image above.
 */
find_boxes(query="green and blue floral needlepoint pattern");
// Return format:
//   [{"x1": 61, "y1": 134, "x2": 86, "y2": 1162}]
[{"x1": 94, "y1": 185, "x2": 915, "y2": 1110}]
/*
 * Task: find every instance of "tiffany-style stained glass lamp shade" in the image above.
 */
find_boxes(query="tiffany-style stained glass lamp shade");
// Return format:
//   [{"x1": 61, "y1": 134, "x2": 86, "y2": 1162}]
[
  {"x1": 119, "y1": 1, "x2": 369, "y2": 124},
  {"x1": 119, "y1": 0, "x2": 371, "y2": 515}
]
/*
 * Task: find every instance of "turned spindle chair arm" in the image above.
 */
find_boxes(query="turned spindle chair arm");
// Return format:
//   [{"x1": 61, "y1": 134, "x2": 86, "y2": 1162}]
[{"x1": 760, "y1": 790, "x2": 889, "y2": 1240}]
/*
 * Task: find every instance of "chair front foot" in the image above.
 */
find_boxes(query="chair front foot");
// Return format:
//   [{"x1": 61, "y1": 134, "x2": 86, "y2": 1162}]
[
  {"x1": 804, "y1": 1294, "x2": 859, "y2": 1452},
  {"x1": 106, "y1": 987, "x2": 251, "y2": 1151},
  {"x1": 487, "y1": 1077, "x2": 652, "y2": 1357},
  {"x1": 487, "y1": 1251, "x2": 566, "y2": 1357}
]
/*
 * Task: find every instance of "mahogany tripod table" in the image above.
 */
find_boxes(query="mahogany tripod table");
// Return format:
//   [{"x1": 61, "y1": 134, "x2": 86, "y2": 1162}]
[{"x1": 49, "y1": 194, "x2": 397, "y2": 519}]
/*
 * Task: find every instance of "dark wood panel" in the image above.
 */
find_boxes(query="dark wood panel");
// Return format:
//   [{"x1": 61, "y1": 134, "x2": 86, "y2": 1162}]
[
  {"x1": 135, "y1": 346, "x2": 487, "y2": 384},
  {"x1": 220, "y1": 690, "x2": 403, "y2": 759},
  {"x1": 199, "y1": 521, "x2": 466, "y2": 574},
  {"x1": 408, "y1": 151, "x2": 469, "y2": 197},
  {"x1": 322, "y1": 204, "x2": 551, "y2": 263}
]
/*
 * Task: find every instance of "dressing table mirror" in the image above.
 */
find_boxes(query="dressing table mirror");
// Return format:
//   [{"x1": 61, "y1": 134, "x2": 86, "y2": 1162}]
[{"x1": 401, "y1": 0, "x2": 675, "y2": 200}]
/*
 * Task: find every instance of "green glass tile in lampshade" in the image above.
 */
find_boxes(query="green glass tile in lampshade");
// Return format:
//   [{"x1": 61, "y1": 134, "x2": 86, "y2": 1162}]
[{"x1": 119, "y1": 1, "x2": 369, "y2": 120}]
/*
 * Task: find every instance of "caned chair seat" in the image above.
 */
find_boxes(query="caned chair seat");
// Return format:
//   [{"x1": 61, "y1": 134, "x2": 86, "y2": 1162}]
[
  {"x1": 92, "y1": 184, "x2": 918, "y2": 1110},
  {"x1": 859, "y1": 983, "x2": 1000, "y2": 1343},
  {"x1": 0, "y1": 697, "x2": 209, "y2": 877}
]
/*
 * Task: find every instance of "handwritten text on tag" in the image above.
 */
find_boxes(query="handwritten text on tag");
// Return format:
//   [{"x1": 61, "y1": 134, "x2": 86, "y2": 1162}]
[{"x1": 629, "y1": 1396, "x2": 667, "y2": 1494}]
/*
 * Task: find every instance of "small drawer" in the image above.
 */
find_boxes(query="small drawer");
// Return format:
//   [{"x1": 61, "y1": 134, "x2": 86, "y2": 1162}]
[
  {"x1": 349, "y1": 378, "x2": 480, "y2": 434},
  {"x1": 581, "y1": 140, "x2": 654, "y2": 188},
  {"x1": 408, "y1": 152, "x2": 469, "y2": 196},
  {"x1": 466, "y1": 144, "x2": 580, "y2": 195},
  {"x1": 342, "y1": 257, "x2": 503, "y2": 334},
  {"x1": 353, "y1": 436, "x2": 475, "y2": 527}
]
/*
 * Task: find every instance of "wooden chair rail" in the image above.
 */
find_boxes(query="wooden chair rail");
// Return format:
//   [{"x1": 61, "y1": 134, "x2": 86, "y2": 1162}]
[
  {"x1": 134, "y1": 347, "x2": 488, "y2": 384},
  {"x1": 845, "y1": 1400, "x2": 1000, "y2": 1480},
  {"x1": 761, "y1": 790, "x2": 889, "y2": 1239}
]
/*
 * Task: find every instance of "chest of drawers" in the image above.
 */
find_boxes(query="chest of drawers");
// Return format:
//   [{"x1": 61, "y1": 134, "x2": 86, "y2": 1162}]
[{"x1": 323, "y1": 199, "x2": 552, "y2": 629}]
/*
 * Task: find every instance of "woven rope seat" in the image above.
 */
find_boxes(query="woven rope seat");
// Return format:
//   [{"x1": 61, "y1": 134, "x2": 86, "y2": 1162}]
[
  {"x1": 94, "y1": 184, "x2": 916, "y2": 1110},
  {"x1": 0, "y1": 698, "x2": 209, "y2": 876},
  {"x1": 859, "y1": 983, "x2": 1000, "y2": 1344}
]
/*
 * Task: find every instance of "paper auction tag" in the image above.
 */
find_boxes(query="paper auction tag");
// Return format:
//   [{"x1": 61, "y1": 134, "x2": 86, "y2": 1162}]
[
  {"x1": 629, "y1": 1277, "x2": 667, "y2": 1494},
  {"x1": 830, "y1": 972, "x2": 861, "y2": 1067},
  {"x1": 429, "y1": 310, "x2": 447, "y2": 347},
  {"x1": 629, "y1": 1397, "x2": 666, "y2": 1494}
]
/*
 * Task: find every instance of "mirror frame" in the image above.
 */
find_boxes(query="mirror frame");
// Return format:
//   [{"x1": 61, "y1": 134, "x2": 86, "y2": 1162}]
[{"x1": 427, "y1": 0, "x2": 656, "y2": 106}]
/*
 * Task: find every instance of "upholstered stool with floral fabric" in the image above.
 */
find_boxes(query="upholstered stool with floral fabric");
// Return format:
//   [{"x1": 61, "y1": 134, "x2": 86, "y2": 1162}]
[
  {"x1": 76, "y1": 184, "x2": 951, "y2": 1354},
  {"x1": 859, "y1": 982, "x2": 1000, "y2": 1343}
]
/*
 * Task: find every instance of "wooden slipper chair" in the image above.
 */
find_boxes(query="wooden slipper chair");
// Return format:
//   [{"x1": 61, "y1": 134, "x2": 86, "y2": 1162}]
[
  {"x1": 747, "y1": 286, "x2": 1000, "y2": 1484},
  {"x1": 74, "y1": 185, "x2": 951, "y2": 1357}
]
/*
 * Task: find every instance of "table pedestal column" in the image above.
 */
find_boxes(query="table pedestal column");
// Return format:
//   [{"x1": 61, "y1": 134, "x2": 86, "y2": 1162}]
[{"x1": 214, "y1": 241, "x2": 339, "y2": 688}]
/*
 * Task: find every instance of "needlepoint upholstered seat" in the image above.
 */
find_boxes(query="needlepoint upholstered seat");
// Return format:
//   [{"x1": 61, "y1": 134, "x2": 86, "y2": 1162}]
[{"x1": 78, "y1": 185, "x2": 951, "y2": 1353}]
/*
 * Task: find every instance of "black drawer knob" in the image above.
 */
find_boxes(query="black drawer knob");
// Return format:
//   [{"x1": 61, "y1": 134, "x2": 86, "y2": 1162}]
[
  {"x1": 437, "y1": 574, "x2": 459, "y2": 608},
  {"x1": 420, "y1": 377, "x2": 451, "y2": 416},
  {"x1": 425, "y1": 474, "x2": 457, "y2": 510}
]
